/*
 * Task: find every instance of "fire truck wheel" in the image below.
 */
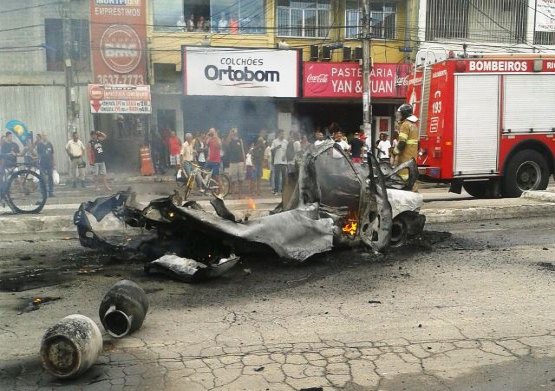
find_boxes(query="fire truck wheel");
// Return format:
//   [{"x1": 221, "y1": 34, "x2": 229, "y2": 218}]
[
  {"x1": 463, "y1": 181, "x2": 489, "y2": 198},
  {"x1": 502, "y1": 150, "x2": 549, "y2": 198}
]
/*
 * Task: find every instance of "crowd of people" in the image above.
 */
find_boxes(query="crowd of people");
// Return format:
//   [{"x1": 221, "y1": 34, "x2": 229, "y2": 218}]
[
  {"x1": 155, "y1": 120, "x2": 406, "y2": 198},
  {"x1": 176, "y1": 12, "x2": 252, "y2": 34}
]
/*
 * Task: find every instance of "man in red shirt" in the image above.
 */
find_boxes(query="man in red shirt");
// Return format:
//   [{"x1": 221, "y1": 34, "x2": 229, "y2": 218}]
[
  {"x1": 206, "y1": 128, "x2": 222, "y2": 186},
  {"x1": 167, "y1": 131, "x2": 182, "y2": 168}
]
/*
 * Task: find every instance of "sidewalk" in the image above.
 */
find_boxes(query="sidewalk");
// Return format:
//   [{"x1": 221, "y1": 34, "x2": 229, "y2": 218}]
[{"x1": 1, "y1": 181, "x2": 555, "y2": 233}]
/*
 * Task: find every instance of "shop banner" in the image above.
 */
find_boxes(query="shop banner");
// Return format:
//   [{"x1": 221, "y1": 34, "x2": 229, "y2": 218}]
[
  {"x1": 90, "y1": 0, "x2": 147, "y2": 85},
  {"x1": 536, "y1": 0, "x2": 555, "y2": 32},
  {"x1": 183, "y1": 47, "x2": 300, "y2": 97},
  {"x1": 303, "y1": 62, "x2": 411, "y2": 99},
  {"x1": 88, "y1": 84, "x2": 151, "y2": 114}
]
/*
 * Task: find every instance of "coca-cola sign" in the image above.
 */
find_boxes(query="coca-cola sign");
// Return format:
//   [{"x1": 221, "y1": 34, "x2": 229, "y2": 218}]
[{"x1": 303, "y1": 62, "x2": 411, "y2": 99}]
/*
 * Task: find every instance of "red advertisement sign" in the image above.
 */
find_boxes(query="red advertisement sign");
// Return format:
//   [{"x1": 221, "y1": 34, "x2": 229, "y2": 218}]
[
  {"x1": 303, "y1": 62, "x2": 411, "y2": 99},
  {"x1": 88, "y1": 84, "x2": 151, "y2": 114},
  {"x1": 90, "y1": 0, "x2": 147, "y2": 85}
]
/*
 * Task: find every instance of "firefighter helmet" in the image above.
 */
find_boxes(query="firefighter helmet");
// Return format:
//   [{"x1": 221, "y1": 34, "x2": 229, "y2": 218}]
[{"x1": 397, "y1": 103, "x2": 413, "y2": 119}]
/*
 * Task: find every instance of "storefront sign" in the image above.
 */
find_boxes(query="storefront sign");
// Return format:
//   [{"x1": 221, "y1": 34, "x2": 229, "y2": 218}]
[
  {"x1": 536, "y1": 0, "x2": 555, "y2": 32},
  {"x1": 90, "y1": 0, "x2": 147, "y2": 85},
  {"x1": 303, "y1": 62, "x2": 410, "y2": 99},
  {"x1": 183, "y1": 47, "x2": 300, "y2": 97},
  {"x1": 88, "y1": 84, "x2": 151, "y2": 114}
]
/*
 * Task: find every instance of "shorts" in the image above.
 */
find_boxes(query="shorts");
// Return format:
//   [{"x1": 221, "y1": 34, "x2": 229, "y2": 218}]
[
  {"x1": 170, "y1": 154, "x2": 180, "y2": 166},
  {"x1": 206, "y1": 161, "x2": 220, "y2": 176},
  {"x1": 228, "y1": 162, "x2": 245, "y2": 182},
  {"x1": 246, "y1": 165, "x2": 256, "y2": 181},
  {"x1": 94, "y1": 162, "x2": 107, "y2": 176}
]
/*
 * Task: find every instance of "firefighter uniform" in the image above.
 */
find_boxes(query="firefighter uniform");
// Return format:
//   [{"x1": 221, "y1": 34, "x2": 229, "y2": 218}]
[{"x1": 397, "y1": 117, "x2": 419, "y2": 181}]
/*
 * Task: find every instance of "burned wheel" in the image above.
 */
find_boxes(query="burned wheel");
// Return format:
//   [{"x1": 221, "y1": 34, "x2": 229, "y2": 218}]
[
  {"x1": 502, "y1": 150, "x2": 549, "y2": 198},
  {"x1": 390, "y1": 215, "x2": 408, "y2": 248}
]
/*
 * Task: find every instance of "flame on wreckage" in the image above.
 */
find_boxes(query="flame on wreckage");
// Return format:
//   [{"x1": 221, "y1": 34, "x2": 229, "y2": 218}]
[{"x1": 73, "y1": 140, "x2": 425, "y2": 281}]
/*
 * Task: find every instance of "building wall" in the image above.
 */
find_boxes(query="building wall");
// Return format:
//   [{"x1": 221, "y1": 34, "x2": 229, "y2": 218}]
[
  {"x1": 417, "y1": 0, "x2": 555, "y2": 64},
  {"x1": 0, "y1": 85, "x2": 93, "y2": 173},
  {"x1": 0, "y1": 0, "x2": 94, "y2": 174}
]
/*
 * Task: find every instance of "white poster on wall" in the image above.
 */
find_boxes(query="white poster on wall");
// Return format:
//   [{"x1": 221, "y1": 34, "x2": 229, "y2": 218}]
[
  {"x1": 183, "y1": 47, "x2": 300, "y2": 97},
  {"x1": 536, "y1": 0, "x2": 555, "y2": 32}
]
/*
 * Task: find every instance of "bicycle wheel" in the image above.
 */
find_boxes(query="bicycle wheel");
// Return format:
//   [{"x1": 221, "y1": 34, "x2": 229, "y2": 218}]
[
  {"x1": 6, "y1": 169, "x2": 47, "y2": 214},
  {"x1": 179, "y1": 175, "x2": 194, "y2": 201},
  {"x1": 210, "y1": 174, "x2": 230, "y2": 197}
]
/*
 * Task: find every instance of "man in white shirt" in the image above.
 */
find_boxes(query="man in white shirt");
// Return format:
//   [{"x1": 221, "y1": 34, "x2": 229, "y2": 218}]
[
  {"x1": 314, "y1": 131, "x2": 325, "y2": 147},
  {"x1": 377, "y1": 133, "x2": 392, "y2": 161},
  {"x1": 180, "y1": 133, "x2": 194, "y2": 175},
  {"x1": 332, "y1": 131, "x2": 350, "y2": 158},
  {"x1": 271, "y1": 129, "x2": 288, "y2": 194},
  {"x1": 65, "y1": 131, "x2": 86, "y2": 188}
]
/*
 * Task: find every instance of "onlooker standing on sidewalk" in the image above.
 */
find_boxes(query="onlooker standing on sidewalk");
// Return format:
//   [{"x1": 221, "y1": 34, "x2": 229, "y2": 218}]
[
  {"x1": 252, "y1": 137, "x2": 265, "y2": 195},
  {"x1": 350, "y1": 132, "x2": 364, "y2": 164},
  {"x1": 65, "y1": 131, "x2": 86, "y2": 188},
  {"x1": 37, "y1": 133, "x2": 55, "y2": 197},
  {"x1": 271, "y1": 129, "x2": 288, "y2": 195},
  {"x1": 205, "y1": 128, "x2": 222, "y2": 187},
  {"x1": 90, "y1": 131, "x2": 111, "y2": 191},
  {"x1": 180, "y1": 132, "x2": 194, "y2": 175},
  {"x1": 167, "y1": 131, "x2": 182, "y2": 168},
  {"x1": 225, "y1": 128, "x2": 245, "y2": 197}
]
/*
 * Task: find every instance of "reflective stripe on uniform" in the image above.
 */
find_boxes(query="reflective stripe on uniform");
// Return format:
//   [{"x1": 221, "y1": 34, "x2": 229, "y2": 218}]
[
  {"x1": 398, "y1": 133, "x2": 409, "y2": 140},
  {"x1": 406, "y1": 140, "x2": 418, "y2": 145}
]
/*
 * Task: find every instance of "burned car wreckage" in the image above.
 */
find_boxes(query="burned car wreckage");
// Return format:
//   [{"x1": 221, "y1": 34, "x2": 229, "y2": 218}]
[{"x1": 74, "y1": 140, "x2": 425, "y2": 281}]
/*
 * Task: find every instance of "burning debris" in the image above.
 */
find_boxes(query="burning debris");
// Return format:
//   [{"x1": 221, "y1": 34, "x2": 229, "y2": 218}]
[{"x1": 74, "y1": 140, "x2": 425, "y2": 281}]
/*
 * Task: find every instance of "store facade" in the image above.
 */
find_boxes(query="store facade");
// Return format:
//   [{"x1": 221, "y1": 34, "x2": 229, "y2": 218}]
[
  {"x1": 180, "y1": 46, "x2": 301, "y2": 142},
  {"x1": 299, "y1": 62, "x2": 411, "y2": 137}
]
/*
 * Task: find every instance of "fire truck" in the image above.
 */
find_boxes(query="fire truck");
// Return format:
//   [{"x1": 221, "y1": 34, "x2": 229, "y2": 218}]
[{"x1": 407, "y1": 54, "x2": 555, "y2": 197}]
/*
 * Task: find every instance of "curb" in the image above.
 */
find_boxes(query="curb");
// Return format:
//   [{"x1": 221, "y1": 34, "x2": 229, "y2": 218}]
[
  {"x1": 520, "y1": 190, "x2": 555, "y2": 203},
  {"x1": 423, "y1": 201, "x2": 555, "y2": 224},
  {"x1": 2, "y1": 200, "x2": 555, "y2": 234}
]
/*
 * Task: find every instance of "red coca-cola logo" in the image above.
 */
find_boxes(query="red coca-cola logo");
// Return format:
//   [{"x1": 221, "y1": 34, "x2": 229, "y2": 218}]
[
  {"x1": 306, "y1": 73, "x2": 329, "y2": 83},
  {"x1": 100, "y1": 24, "x2": 142, "y2": 74}
]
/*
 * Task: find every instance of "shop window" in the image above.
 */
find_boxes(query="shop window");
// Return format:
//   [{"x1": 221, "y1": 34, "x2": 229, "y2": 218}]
[
  {"x1": 153, "y1": 0, "x2": 185, "y2": 31},
  {"x1": 45, "y1": 19, "x2": 90, "y2": 72},
  {"x1": 154, "y1": 63, "x2": 177, "y2": 83},
  {"x1": 277, "y1": 0, "x2": 330, "y2": 38},
  {"x1": 345, "y1": 1, "x2": 396, "y2": 40},
  {"x1": 211, "y1": 0, "x2": 265, "y2": 34},
  {"x1": 153, "y1": 0, "x2": 265, "y2": 34},
  {"x1": 425, "y1": 0, "x2": 526, "y2": 44}
]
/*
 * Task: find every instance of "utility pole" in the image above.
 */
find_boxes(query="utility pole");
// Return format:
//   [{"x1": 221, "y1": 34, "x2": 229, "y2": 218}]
[
  {"x1": 62, "y1": 0, "x2": 76, "y2": 136},
  {"x1": 361, "y1": 0, "x2": 374, "y2": 151}
]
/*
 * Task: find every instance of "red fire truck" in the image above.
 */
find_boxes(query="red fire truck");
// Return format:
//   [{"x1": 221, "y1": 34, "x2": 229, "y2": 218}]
[{"x1": 407, "y1": 54, "x2": 555, "y2": 197}]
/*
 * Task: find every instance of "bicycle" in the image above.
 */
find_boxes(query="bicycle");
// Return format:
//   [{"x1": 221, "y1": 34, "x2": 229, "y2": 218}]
[
  {"x1": 176, "y1": 162, "x2": 230, "y2": 201},
  {"x1": 0, "y1": 160, "x2": 47, "y2": 214}
]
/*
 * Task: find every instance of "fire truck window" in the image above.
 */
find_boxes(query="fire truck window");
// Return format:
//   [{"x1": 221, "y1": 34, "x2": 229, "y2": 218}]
[{"x1": 314, "y1": 147, "x2": 361, "y2": 212}]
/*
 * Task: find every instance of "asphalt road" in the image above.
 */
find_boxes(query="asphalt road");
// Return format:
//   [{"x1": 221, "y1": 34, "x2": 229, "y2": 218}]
[{"x1": 0, "y1": 217, "x2": 554, "y2": 390}]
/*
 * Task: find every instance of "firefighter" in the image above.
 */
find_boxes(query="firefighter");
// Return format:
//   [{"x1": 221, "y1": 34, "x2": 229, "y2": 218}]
[
  {"x1": 393, "y1": 103, "x2": 419, "y2": 183},
  {"x1": 139, "y1": 142, "x2": 155, "y2": 176}
]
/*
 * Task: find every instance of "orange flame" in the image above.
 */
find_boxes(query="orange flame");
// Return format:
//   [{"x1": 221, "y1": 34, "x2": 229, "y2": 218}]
[
  {"x1": 247, "y1": 198, "x2": 256, "y2": 210},
  {"x1": 342, "y1": 219, "x2": 358, "y2": 236}
]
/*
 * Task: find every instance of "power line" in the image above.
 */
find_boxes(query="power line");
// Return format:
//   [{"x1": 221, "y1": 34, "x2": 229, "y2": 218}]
[{"x1": 0, "y1": 1, "x2": 63, "y2": 14}]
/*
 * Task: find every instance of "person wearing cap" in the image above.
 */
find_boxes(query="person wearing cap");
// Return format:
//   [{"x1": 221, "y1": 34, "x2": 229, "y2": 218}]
[{"x1": 393, "y1": 103, "x2": 419, "y2": 182}]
